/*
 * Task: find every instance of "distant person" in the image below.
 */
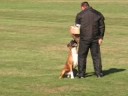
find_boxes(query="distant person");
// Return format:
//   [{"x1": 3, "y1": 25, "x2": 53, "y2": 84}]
[{"x1": 75, "y1": 2, "x2": 105, "y2": 78}]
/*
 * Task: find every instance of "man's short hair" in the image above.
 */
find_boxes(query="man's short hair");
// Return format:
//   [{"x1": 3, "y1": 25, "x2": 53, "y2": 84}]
[{"x1": 81, "y1": 2, "x2": 90, "y2": 7}]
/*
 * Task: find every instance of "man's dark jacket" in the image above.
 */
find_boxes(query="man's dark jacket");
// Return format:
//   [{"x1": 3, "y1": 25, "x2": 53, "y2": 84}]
[{"x1": 75, "y1": 7, "x2": 105, "y2": 41}]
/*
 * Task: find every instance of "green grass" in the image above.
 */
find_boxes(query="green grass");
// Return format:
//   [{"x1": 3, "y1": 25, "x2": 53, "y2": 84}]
[{"x1": 0, "y1": 0, "x2": 128, "y2": 96}]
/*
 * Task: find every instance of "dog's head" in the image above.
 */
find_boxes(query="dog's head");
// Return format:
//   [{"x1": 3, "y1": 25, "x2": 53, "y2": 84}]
[{"x1": 67, "y1": 40, "x2": 77, "y2": 48}]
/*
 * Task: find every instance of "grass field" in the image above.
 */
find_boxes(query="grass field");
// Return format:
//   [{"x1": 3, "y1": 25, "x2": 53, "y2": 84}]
[{"x1": 0, "y1": 0, "x2": 128, "y2": 96}]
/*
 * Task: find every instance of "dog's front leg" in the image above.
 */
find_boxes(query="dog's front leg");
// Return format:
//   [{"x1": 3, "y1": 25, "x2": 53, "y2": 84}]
[
  {"x1": 70, "y1": 71, "x2": 74, "y2": 79},
  {"x1": 69, "y1": 64, "x2": 74, "y2": 79}
]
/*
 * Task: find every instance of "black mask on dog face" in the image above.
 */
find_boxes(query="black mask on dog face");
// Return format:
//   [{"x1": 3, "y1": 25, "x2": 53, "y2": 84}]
[{"x1": 67, "y1": 40, "x2": 77, "y2": 47}]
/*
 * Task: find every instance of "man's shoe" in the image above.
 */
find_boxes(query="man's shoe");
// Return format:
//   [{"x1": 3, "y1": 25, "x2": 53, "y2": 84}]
[
  {"x1": 77, "y1": 73, "x2": 86, "y2": 79},
  {"x1": 78, "y1": 76, "x2": 85, "y2": 79},
  {"x1": 96, "y1": 73, "x2": 103, "y2": 78},
  {"x1": 80, "y1": 76, "x2": 85, "y2": 79}
]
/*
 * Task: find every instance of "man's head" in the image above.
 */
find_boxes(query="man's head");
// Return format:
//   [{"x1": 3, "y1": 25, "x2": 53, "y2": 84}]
[{"x1": 81, "y1": 2, "x2": 90, "y2": 10}]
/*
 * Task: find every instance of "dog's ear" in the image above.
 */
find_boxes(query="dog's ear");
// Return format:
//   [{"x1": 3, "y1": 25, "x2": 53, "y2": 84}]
[
  {"x1": 67, "y1": 40, "x2": 73, "y2": 47},
  {"x1": 67, "y1": 43, "x2": 70, "y2": 47},
  {"x1": 73, "y1": 40, "x2": 77, "y2": 43}
]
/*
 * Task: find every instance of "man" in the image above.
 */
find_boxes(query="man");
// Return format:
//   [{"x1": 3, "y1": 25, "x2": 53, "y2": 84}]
[{"x1": 75, "y1": 2, "x2": 105, "y2": 78}]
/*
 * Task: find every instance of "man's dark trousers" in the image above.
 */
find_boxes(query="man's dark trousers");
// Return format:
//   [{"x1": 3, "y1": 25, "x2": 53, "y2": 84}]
[{"x1": 78, "y1": 39, "x2": 102, "y2": 77}]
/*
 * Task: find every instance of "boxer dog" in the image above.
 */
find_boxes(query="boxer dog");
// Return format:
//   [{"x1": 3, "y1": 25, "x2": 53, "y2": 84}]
[{"x1": 59, "y1": 40, "x2": 78, "y2": 79}]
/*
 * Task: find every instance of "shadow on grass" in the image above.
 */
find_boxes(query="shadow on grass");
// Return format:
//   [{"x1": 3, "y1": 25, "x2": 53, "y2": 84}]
[
  {"x1": 103, "y1": 68, "x2": 126, "y2": 76},
  {"x1": 85, "y1": 68, "x2": 126, "y2": 77}
]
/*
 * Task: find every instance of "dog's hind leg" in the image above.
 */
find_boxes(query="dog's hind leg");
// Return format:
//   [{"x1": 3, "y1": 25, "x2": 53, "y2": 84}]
[{"x1": 59, "y1": 69, "x2": 66, "y2": 79}]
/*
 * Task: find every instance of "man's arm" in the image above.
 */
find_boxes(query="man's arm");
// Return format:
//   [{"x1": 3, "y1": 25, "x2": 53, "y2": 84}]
[
  {"x1": 98, "y1": 14, "x2": 105, "y2": 45},
  {"x1": 75, "y1": 13, "x2": 81, "y2": 25},
  {"x1": 99, "y1": 14, "x2": 105, "y2": 39}
]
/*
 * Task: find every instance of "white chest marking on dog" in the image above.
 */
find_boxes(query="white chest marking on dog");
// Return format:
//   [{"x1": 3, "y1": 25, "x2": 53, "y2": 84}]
[{"x1": 71, "y1": 47, "x2": 78, "y2": 68}]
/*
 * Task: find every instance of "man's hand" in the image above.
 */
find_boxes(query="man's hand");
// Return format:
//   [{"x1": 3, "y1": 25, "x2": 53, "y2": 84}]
[{"x1": 98, "y1": 38, "x2": 103, "y2": 45}]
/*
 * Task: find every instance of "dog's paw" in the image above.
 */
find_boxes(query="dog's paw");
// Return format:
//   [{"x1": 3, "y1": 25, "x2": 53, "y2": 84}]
[
  {"x1": 67, "y1": 75, "x2": 70, "y2": 78},
  {"x1": 71, "y1": 77, "x2": 74, "y2": 79},
  {"x1": 59, "y1": 76, "x2": 62, "y2": 79}
]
